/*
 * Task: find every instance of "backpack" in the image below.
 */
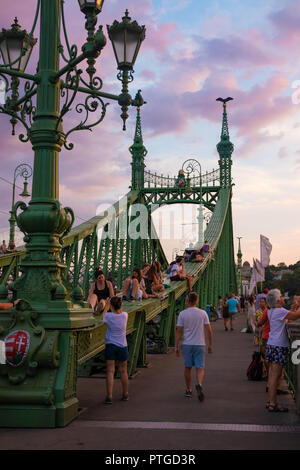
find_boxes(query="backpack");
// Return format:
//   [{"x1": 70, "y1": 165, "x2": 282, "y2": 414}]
[{"x1": 246, "y1": 351, "x2": 263, "y2": 381}]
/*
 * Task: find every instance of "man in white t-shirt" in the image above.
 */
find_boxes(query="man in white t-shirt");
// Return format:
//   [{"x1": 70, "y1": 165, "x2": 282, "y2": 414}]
[{"x1": 175, "y1": 292, "x2": 213, "y2": 401}]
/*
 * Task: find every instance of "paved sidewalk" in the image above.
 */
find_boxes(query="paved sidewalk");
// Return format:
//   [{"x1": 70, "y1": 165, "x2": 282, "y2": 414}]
[{"x1": 1, "y1": 313, "x2": 299, "y2": 450}]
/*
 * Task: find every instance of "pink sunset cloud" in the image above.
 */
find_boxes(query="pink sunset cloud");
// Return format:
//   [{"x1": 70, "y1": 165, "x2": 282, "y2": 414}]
[
  {"x1": 268, "y1": 1, "x2": 300, "y2": 49},
  {"x1": 1, "y1": 0, "x2": 300, "y2": 239},
  {"x1": 195, "y1": 35, "x2": 283, "y2": 68}
]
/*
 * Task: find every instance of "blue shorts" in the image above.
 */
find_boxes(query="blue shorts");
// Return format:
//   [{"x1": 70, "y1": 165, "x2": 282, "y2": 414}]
[
  {"x1": 181, "y1": 345, "x2": 205, "y2": 369},
  {"x1": 105, "y1": 343, "x2": 128, "y2": 362}
]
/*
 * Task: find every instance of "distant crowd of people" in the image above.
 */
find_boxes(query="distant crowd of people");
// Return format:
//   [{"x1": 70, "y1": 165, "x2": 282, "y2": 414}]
[
  {"x1": 214, "y1": 289, "x2": 300, "y2": 413},
  {"x1": 248, "y1": 289, "x2": 300, "y2": 412}
]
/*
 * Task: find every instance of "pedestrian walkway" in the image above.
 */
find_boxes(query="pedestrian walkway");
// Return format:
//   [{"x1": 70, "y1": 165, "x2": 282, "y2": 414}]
[{"x1": 0, "y1": 313, "x2": 299, "y2": 450}]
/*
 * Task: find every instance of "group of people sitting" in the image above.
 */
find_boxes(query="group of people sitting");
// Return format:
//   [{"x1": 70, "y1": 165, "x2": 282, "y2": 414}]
[
  {"x1": 88, "y1": 252, "x2": 199, "y2": 314},
  {"x1": 0, "y1": 240, "x2": 16, "y2": 254},
  {"x1": 167, "y1": 256, "x2": 193, "y2": 292},
  {"x1": 88, "y1": 261, "x2": 167, "y2": 314},
  {"x1": 122, "y1": 262, "x2": 165, "y2": 302},
  {"x1": 183, "y1": 241, "x2": 214, "y2": 263}
]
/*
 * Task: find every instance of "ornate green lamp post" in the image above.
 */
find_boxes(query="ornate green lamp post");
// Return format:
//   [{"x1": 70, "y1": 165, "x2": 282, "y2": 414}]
[
  {"x1": 0, "y1": 0, "x2": 145, "y2": 428},
  {"x1": 8, "y1": 163, "x2": 32, "y2": 249}
]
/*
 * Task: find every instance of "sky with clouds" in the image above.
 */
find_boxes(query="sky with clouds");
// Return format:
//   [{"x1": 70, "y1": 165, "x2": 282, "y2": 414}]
[{"x1": 1, "y1": 0, "x2": 300, "y2": 265}]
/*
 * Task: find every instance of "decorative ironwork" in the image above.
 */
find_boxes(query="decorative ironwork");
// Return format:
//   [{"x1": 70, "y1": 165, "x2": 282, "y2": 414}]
[
  {"x1": 144, "y1": 168, "x2": 219, "y2": 188},
  {"x1": 63, "y1": 93, "x2": 109, "y2": 150},
  {"x1": 182, "y1": 158, "x2": 201, "y2": 177},
  {"x1": 59, "y1": 0, "x2": 79, "y2": 64}
]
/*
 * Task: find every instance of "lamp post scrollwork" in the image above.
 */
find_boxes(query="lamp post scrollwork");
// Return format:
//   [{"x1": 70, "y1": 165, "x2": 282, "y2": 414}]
[{"x1": 9, "y1": 163, "x2": 32, "y2": 248}]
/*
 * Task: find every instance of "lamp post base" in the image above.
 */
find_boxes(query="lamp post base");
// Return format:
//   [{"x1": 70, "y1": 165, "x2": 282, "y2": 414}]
[
  {"x1": 0, "y1": 300, "x2": 95, "y2": 428},
  {"x1": 0, "y1": 397, "x2": 78, "y2": 428}
]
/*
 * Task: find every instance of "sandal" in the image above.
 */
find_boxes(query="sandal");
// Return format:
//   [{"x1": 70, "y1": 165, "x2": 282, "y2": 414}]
[
  {"x1": 268, "y1": 404, "x2": 289, "y2": 412},
  {"x1": 277, "y1": 389, "x2": 289, "y2": 395}
]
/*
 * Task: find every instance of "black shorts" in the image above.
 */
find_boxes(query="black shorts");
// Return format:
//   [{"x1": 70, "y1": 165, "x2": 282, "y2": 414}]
[{"x1": 105, "y1": 343, "x2": 128, "y2": 362}]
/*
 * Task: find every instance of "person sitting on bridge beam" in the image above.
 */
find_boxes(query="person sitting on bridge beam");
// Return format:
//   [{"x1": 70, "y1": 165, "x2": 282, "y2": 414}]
[
  {"x1": 152, "y1": 260, "x2": 164, "y2": 286},
  {"x1": 88, "y1": 269, "x2": 114, "y2": 314},
  {"x1": 146, "y1": 263, "x2": 164, "y2": 294},
  {"x1": 169, "y1": 256, "x2": 193, "y2": 292},
  {"x1": 122, "y1": 268, "x2": 158, "y2": 301},
  {"x1": 201, "y1": 240, "x2": 214, "y2": 256},
  {"x1": 0, "y1": 299, "x2": 21, "y2": 310},
  {"x1": 0, "y1": 240, "x2": 8, "y2": 254},
  {"x1": 190, "y1": 250, "x2": 203, "y2": 263}
]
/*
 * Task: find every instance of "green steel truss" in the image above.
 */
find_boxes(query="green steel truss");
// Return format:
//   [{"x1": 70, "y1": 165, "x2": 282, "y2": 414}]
[{"x1": 0, "y1": 98, "x2": 237, "y2": 428}]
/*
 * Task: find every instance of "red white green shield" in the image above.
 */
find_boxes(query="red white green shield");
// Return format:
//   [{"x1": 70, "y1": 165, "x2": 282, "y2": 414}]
[{"x1": 4, "y1": 330, "x2": 30, "y2": 367}]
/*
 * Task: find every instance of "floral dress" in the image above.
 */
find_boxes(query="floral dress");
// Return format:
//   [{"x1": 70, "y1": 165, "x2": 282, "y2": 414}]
[{"x1": 253, "y1": 308, "x2": 264, "y2": 346}]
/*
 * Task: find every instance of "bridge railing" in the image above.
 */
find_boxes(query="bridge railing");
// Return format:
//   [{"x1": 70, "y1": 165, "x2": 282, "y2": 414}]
[
  {"x1": 144, "y1": 168, "x2": 220, "y2": 188},
  {"x1": 0, "y1": 189, "x2": 169, "y2": 295}
]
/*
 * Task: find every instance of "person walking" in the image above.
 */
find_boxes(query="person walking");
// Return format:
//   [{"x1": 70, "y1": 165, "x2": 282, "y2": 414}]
[
  {"x1": 226, "y1": 294, "x2": 240, "y2": 331},
  {"x1": 102, "y1": 296, "x2": 129, "y2": 404},
  {"x1": 247, "y1": 295, "x2": 256, "y2": 333},
  {"x1": 217, "y1": 295, "x2": 223, "y2": 319},
  {"x1": 240, "y1": 294, "x2": 245, "y2": 313},
  {"x1": 175, "y1": 292, "x2": 213, "y2": 401},
  {"x1": 222, "y1": 295, "x2": 230, "y2": 330}
]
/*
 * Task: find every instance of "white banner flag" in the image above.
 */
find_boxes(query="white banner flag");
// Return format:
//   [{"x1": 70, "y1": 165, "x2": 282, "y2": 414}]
[
  {"x1": 249, "y1": 259, "x2": 257, "y2": 294},
  {"x1": 260, "y1": 235, "x2": 272, "y2": 268},
  {"x1": 249, "y1": 258, "x2": 265, "y2": 294},
  {"x1": 254, "y1": 258, "x2": 265, "y2": 282}
]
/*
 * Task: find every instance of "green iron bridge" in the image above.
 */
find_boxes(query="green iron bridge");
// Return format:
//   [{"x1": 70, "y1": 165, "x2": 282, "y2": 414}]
[
  {"x1": 0, "y1": 97, "x2": 238, "y2": 427},
  {"x1": 0, "y1": 0, "x2": 299, "y2": 432}
]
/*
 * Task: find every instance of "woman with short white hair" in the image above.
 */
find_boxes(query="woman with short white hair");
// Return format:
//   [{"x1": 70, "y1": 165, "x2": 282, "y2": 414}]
[{"x1": 265, "y1": 289, "x2": 300, "y2": 412}]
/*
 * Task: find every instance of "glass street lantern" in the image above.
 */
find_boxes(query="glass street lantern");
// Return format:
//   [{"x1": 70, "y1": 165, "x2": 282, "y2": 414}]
[
  {"x1": 107, "y1": 10, "x2": 146, "y2": 70},
  {"x1": 78, "y1": 0, "x2": 105, "y2": 14},
  {"x1": 0, "y1": 18, "x2": 37, "y2": 72}
]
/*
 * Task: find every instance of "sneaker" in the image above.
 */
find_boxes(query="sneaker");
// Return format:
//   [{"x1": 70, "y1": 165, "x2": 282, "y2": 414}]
[
  {"x1": 121, "y1": 394, "x2": 129, "y2": 401},
  {"x1": 104, "y1": 396, "x2": 112, "y2": 405},
  {"x1": 184, "y1": 390, "x2": 192, "y2": 398},
  {"x1": 160, "y1": 295, "x2": 169, "y2": 301},
  {"x1": 195, "y1": 384, "x2": 204, "y2": 402}
]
